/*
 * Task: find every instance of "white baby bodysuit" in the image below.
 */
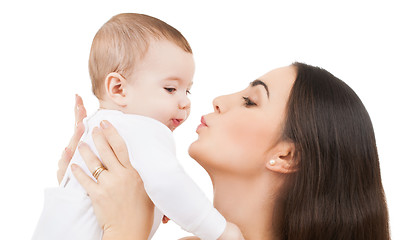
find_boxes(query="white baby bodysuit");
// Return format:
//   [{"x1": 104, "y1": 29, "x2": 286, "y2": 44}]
[{"x1": 33, "y1": 109, "x2": 226, "y2": 240}]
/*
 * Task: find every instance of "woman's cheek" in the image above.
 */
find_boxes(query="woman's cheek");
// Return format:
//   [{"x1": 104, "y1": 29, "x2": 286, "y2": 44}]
[
  {"x1": 225, "y1": 118, "x2": 271, "y2": 153},
  {"x1": 206, "y1": 119, "x2": 270, "y2": 170},
  {"x1": 188, "y1": 115, "x2": 279, "y2": 174}
]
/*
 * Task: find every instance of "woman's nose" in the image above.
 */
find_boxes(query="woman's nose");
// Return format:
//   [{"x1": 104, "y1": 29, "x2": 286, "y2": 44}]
[
  {"x1": 213, "y1": 92, "x2": 239, "y2": 113},
  {"x1": 212, "y1": 95, "x2": 226, "y2": 113}
]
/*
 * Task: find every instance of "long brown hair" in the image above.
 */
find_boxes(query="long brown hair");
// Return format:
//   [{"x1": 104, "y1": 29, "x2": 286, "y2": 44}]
[{"x1": 275, "y1": 62, "x2": 390, "y2": 239}]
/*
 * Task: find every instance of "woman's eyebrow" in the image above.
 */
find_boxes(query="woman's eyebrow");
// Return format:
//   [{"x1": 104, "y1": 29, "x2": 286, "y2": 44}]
[{"x1": 251, "y1": 79, "x2": 269, "y2": 98}]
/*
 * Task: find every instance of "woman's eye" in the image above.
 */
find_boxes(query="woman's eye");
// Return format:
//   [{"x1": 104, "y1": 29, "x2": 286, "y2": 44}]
[
  {"x1": 164, "y1": 87, "x2": 176, "y2": 93},
  {"x1": 242, "y1": 96, "x2": 257, "y2": 107}
]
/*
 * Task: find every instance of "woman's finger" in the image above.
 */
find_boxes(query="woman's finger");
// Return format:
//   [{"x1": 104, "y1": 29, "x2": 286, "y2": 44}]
[
  {"x1": 71, "y1": 164, "x2": 98, "y2": 196},
  {"x1": 78, "y1": 141, "x2": 108, "y2": 183},
  {"x1": 68, "y1": 95, "x2": 87, "y2": 149},
  {"x1": 57, "y1": 95, "x2": 87, "y2": 184},
  {"x1": 100, "y1": 120, "x2": 132, "y2": 168},
  {"x1": 66, "y1": 122, "x2": 85, "y2": 152},
  {"x1": 91, "y1": 127, "x2": 118, "y2": 172},
  {"x1": 66, "y1": 95, "x2": 87, "y2": 153},
  {"x1": 74, "y1": 94, "x2": 87, "y2": 124},
  {"x1": 57, "y1": 147, "x2": 73, "y2": 184}
]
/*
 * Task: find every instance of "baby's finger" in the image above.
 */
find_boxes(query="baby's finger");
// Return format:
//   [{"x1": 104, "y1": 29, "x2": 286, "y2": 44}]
[
  {"x1": 78, "y1": 141, "x2": 108, "y2": 183},
  {"x1": 100, "y1": 120, "x2": 132, "y2": 168},
  {"x1": 162, "y1": 215, "x2": 170, "y2": 224},
  {"x1": 71, "y1": 164, "x2": 97, "y2": 196}
]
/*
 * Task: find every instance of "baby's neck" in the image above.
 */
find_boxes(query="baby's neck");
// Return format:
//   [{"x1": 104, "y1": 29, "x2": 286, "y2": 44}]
[{"x1": 99, "y1": 99, "x2": 124, "y2": 112}]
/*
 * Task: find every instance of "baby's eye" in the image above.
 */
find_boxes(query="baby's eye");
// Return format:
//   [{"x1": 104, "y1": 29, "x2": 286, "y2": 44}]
[
  {"x1": 164, "y1": 87, "x2": 176, "y2": 93},
  {"x1": 186, "y1": 90, "x2": 191, "y2": 95},
  {"x1": 242, "y1": 96, "x2": 257, "y2": 107}
]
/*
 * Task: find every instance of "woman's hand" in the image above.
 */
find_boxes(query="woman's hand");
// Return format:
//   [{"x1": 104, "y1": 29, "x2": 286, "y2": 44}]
[
  {"x1": 71, "y1": 120, "x2": 154, "y2": 240},
  {"x1": 57, "y1": 94, "x2": 87, "y2": 184}
]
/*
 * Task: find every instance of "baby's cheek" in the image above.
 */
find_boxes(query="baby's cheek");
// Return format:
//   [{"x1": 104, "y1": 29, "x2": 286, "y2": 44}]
[{"x1": 184, "y1": 109, "x2": 191, "y2": 121}]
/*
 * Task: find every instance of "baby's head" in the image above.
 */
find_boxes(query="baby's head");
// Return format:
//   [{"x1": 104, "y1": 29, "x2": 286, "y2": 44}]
[{"x1": 89, "y1": 13, "x2": 194, "y2": 131}]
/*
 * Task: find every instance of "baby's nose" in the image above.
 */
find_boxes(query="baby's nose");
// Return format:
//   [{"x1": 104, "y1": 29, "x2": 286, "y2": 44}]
[{"x1": 179, "y1": 96, "x2": 191, "y2": 110}]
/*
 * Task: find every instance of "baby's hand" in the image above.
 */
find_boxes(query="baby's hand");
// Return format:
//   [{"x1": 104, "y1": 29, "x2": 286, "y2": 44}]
[
  {"x1": 218, "y1": 222, "x2": 245, "y2": 240},
  {"x1": 162, "y1": 215, "x2": 170, "y2": 224}
]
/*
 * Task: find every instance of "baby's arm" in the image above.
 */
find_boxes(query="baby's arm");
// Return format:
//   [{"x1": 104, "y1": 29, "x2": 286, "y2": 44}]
[
  {"x1": 218, "y1": 222, "x2": 244, "y2": 240},
  {"x1": 179, "y1": 223, "x2": 245, "y2": 240},
  {"x1": 118, "y1": 118, "x2": 243, "y2": 240}
]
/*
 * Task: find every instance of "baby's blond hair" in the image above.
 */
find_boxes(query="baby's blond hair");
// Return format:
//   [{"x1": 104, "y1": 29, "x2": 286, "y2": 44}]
[{"x1": 89, "y1": 13, "x2": 192, "y2": 99}]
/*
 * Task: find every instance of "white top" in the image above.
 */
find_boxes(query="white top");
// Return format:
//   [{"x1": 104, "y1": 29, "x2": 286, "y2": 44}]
[{"x1": 32, "y1": 109, "x2": 226, "y2": 240}]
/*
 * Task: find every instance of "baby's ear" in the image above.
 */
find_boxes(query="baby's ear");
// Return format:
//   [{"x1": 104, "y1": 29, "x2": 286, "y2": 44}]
[
  {"x1": 104, "y1": 72, "x2": 128, "y2": 107},
  {"x1": 265, "y1": 141, "x2": 297, "y2": 174}
]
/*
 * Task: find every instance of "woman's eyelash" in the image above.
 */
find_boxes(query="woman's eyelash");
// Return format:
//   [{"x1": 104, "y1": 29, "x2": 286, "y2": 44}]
[{"x1": 242, "y1": 96, "x2": 257, "y2": 107}]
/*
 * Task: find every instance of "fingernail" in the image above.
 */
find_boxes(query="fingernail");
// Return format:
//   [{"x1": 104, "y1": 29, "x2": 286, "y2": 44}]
[
  {"x1": 100, "y1": 120, "x2": 110, "y2": 129},
  {"x1": 93, "y1": 126, "x2": 101, "y2": 134},
  {"x1": 75, "y1": 94, "x2": 79, "y2": 104}
]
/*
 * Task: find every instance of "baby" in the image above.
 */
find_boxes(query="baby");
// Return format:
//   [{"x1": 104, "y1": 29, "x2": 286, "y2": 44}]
[{"x1": 33, "y1": 13, "x2": 242, "y2": 240}]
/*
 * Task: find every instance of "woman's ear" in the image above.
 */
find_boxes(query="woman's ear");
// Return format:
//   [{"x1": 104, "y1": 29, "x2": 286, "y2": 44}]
[
  {"x1": 104, "y1": 72, "x2": 128, "y2": 107},
  {"x1": 265, "y1": 141, "x2": 297, "y2": 174}
]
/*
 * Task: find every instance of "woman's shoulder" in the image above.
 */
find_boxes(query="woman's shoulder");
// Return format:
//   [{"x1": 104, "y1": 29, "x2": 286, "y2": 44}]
[{"x1": 178, "y1": 237, "x2": 200, "y2": 240}]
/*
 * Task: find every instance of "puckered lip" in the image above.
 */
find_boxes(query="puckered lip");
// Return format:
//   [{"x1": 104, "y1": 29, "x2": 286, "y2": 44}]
[
  {"x1": 196, "y1": 116, "x2": 208, "y2": 133},
  {"x1": 171, "y1": 118, "x2": 184, "y2": 128},
  {"x1": 200, "y1": 116, "x2": 208, "y2": 127}
]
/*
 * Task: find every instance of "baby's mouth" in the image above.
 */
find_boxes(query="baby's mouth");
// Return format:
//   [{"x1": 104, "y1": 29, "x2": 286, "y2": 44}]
[{"x1": 171, "y1": 118, "x2": 183, "y2": 129}]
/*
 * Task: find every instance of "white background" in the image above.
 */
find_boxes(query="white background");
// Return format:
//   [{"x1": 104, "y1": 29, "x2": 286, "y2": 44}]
[{"x1": 0, "y1": 0, "x2": 404, "y2": 239}]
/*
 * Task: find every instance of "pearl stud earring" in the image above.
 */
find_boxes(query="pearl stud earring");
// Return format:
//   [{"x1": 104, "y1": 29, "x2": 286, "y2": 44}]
[{"x1": 269, "y1": 160, "x2": 276, "y2": 166}]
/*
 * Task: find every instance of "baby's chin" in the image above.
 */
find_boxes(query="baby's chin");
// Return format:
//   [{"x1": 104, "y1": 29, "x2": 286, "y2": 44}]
[{"x1": 167, "y1": 118, "x2": 186, "y2": 131}]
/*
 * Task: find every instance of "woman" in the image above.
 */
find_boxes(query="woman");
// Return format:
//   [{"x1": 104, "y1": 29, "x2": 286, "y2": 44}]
[{"x1": 60, "y1": 62, "x2": 390, "y2": 239}]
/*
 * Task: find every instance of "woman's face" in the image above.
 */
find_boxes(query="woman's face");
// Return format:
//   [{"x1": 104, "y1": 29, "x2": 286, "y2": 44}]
[{"x1": 189, "y1": 66, "x2": 296, "y2": 177}]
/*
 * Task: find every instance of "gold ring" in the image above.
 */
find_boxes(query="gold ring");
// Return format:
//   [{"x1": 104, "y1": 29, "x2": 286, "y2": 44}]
[{"x1": 92, "y1": 166, "x2": 107, "y2": 180}]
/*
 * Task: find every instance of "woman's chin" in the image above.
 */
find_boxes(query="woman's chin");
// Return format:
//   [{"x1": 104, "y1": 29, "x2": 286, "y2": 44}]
[
  {"x1": 188, "y1": 141, "x2": 199, "y2": 161},
  {"x1": 188, "y1": 141, "x2": 210, "y2": 168}
]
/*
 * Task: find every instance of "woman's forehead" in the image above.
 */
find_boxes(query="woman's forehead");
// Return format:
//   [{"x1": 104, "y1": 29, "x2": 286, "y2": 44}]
[
  {"x1": 260, "y1": 66, "x2": 295, "y2": 83},
  {"x1": 258, "y1": 66, "x2": 296, "y2": 94}
]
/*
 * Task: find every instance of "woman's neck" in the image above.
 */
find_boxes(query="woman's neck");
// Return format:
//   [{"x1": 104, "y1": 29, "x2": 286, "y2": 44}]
[{"x1": 210, "y1": 172, "x2": 281, "y2": 240}]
